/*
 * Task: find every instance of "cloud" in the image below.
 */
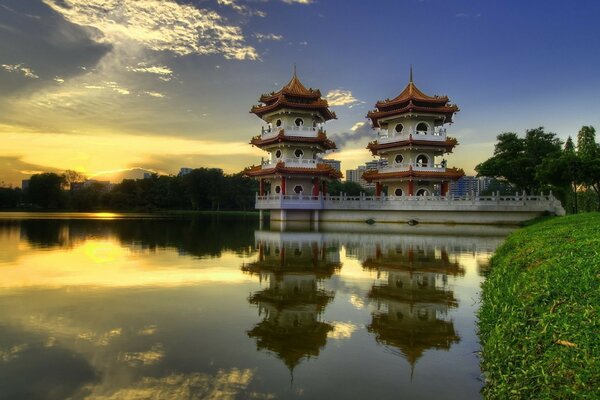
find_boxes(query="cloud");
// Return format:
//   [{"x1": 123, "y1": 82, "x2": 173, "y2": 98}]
[
  {"x1": 325, "y1": 89, "x2": 362, "y2": 107},
  {"x1": 143, "y1": 91, "x2": 165, "y2": 98},
  {"x1": 1, "y1": 64, "x2": 40, "y2": 79},
  {"x1": 83, "y1": 81, "x2": 130, "y2": 95},
  {"x1": 218, "y1": 0, "x2": 267, "y2": 17},
  {"x1": 329, "y1": 122, "x2": 374, "y2": 149},
  {"x1": 54, "y1": 77, "x2": 65, "y2": 84},
  {"x1": 281, "y1": 0, "x2": 314, "y2": 4},
  {"x1": 126, "y1": 63, "x2": 173, "y2": 81},
  {"x1": 254, "y1": 33, "x2": 283, "y2": 42},
  {"x1": 42, "y1": 0, "x2": 259, "y2": 60}
]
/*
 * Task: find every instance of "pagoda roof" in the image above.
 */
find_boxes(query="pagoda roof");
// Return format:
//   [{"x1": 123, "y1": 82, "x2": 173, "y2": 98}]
[
  {"x1": 250, "y1": 130, "x2": 337, "y2": 150},
  {"x1": 367, "y1": 314, "x2": 460, "y2": 365},
  {"x1": 366, "y1": 136, "x2": 458, "y2": 155},
  {"x1": 244, "y1": 162, "x2": 343, "y2": 180},
  {"x1": 367, "y1": 71, "x2": 459, "y2": 126},
  {"x1": 362, "y1": 167, "x2": 465, "y2": 183},
  {"x1": 362, "y1": 258, "x2": 465, "y2": 277},
  {"x1": 251, "y1": 71, "x2": 337, "y2": 121}
]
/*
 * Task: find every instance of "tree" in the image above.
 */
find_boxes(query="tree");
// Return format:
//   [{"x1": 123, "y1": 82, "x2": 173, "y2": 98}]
[
  {"x1": 476, "y1": 127, "x2": 563, "y2": 192},
  {"x1": 26, "y1": 173, "x2": 67, "y2": 208},
  {"x1": 62, "y1": 170, "x2": 86, "y2": 189},
  {"x1": 327, "y1": 180, "x2": 373, "y2": 196},
  {"x1": 576, "y1": 126, "x2": 600, "y2": 210}
]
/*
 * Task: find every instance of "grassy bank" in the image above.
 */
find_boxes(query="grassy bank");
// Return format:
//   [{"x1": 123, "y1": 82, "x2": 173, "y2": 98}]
[{"x1": 478, "y1": 213, "x2": 599, "y2": 399}]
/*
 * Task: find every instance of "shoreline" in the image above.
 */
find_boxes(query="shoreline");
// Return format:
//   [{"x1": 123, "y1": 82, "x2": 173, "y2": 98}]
[{"x1": 478, "y1": 213, "x2": 599, "y2": 399}]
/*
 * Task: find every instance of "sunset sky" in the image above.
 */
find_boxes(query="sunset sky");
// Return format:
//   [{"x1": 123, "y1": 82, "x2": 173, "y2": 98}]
[{"x1": 1, "y1": 0, "x2": 600, "y2": 186}]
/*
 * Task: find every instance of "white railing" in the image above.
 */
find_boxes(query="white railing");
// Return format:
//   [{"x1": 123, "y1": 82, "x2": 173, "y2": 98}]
[
  {"x1": 260, "y1": 126, "x2": 323, "y2": 140},
  {"x1": 261, "y1": 158, "x2": 318, "y2": 169},
  {"x1": 255, "y1": 192, "x2": 565, "y2": 215},
  {"x1": 378, "y1": 129, "x2": 447, "y2": 144},
  {"x1": 379, "y1": 163, "x2": 446, "y2": 173}
]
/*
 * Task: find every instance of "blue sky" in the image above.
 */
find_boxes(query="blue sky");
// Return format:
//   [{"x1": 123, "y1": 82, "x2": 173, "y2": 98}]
[{"x1": 1, "y1": 0, "x2": 599, "y2": 185}]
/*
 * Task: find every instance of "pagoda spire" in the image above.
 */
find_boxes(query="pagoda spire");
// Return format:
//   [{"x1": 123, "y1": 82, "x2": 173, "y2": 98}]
[{"x1": 409, "y1": 65, "x2": 413, "y2": 83}]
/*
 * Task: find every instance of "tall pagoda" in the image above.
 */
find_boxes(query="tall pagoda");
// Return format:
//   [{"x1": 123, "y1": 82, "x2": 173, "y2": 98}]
[
  {"x1": 364, "y1": 70, "x2": 464, "y2": 197},
  {"x1": 244, "y1": 70, "x2": 342, "y2": 198}
]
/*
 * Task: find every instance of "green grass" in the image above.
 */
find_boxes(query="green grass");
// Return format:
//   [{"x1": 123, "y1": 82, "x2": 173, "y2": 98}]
[{"x1": 478, "y1": 213, "x2": 600, "y2": 399}]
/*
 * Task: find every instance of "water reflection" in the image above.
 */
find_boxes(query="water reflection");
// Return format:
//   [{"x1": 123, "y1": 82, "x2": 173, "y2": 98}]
[
  {"x1": 243, "y1": 233, "x2": 340, "y2": 371},
  {"x1": 0, "y1": 215, "x2": 511, "y2": 399},
  {"x1": 364, "y1": 242, "x2": 462, "y2": 368}
]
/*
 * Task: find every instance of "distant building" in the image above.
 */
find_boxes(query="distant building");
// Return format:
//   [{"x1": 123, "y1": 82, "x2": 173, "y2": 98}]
[
  {"x1": 21, "y1": 179, "x2": 30, "y2": 190},
  {"x1": 178, "y1": 167, "x2": 193, "y2": 177},
  {"x1": 450, "y1": 176, "x2": 493, "y2": 197},
  {"x1": 321, "y1": 159, "x2": 341, "y2": 173},
  {"x1": 143, "y1": 172, "x2": 152, "y2": 179},
  {"x1": 346, "y1": 159, "x2": 388, "y2": 189}
]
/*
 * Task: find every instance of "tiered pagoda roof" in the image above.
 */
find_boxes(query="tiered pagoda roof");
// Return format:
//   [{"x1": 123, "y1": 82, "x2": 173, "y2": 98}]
[
  {"x1": 367, "y1": 71, "x2": 459, "y2": 127},
  {"x1": 250, "y1": 130, "x2": 337, "y2": 150},
  {"x1": 366, "y1": 136, "x2": 458, "y2": 155},
  {"x1": 250, "y1": 71, "x2": 337, "y2": 121},
  {"x1": 362, "y1": 167, "x2": 464, "y2": 183},
  {"x1": 244, "y1": 162, "x2": 343, "y2": 180}
]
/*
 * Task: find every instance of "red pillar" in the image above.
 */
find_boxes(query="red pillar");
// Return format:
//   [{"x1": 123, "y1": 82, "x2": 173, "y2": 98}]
[
  {"x1": 259, "y1": 179, "x2": 265, "y2": 196},
  {"x1": 376, "y1": 182, "x2": 382, "y2": 197},
  {"x1": 408, "y1": 180, "x2": 414, "y2": 196},
  {"x1": 441, "y1": 181, "x2": 449, "y2": 196},
  {"x1": 281, "y1": 176, "x2": 286, "y2": 195},
  {"x1": 312, "y1": 178, "x2": 320, "y2": 196}
]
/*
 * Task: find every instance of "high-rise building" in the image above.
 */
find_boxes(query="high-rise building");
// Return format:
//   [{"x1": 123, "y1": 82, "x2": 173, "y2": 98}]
[{"x1": 321, "y1": 159, "x2": 341, "y2": 173}]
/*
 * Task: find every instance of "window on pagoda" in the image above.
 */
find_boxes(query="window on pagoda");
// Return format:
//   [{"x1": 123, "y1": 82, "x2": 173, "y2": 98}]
[
  {"x1": 294, "y1": 149, "x2": 304, "y2": 158},
  {"x1": 416, "y1": 122, "x2": 428, "y2": 133},
  {"x1": 394, "y1": 154, "x2": 404, "y2": 164},
  {"x1": 275, "y1": 149, "x2": 282, "y2": 159},
  {"x1": 416, "y1": 154, "x2": 428, "y2": 166},
  {"x1": 416, "y1": 188, "x2": 429, "y2": 196},
  {"x1": 275, "y1": 119, "x2": 282, "y2": 127},
  {"x1": 275, "y1": 185, "x2": 281, "y2": 194},
  {"x1": 294, "y1": 118, "x2": 304, "y2": 126},
  {"x1": 394, "y1": 188, "x2": 403, "y2": 196},
  {"x1": 293, "y1": 185, "x2": 303, "y2": 194},
  {"x1": 394, "y1": 123, "x2": 403, "y2": 133}
]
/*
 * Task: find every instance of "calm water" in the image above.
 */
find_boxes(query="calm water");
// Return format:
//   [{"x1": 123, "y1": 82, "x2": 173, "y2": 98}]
[{"x1": 0, "y1": 213, "x2": 512, "y2": 400}]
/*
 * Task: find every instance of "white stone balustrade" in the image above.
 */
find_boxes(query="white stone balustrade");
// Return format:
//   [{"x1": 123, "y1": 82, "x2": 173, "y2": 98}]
[{"x1": 255, "y1": 192, "x2": 565, "y2": 215}]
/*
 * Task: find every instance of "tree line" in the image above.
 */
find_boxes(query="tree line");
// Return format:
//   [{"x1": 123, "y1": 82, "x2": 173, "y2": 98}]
[
  {"x1": 0, "y1": 168, "x2": 257, "y2": 212},
  {"x1": 476, "y1": 126, "x2": 600, "y2": 212}
]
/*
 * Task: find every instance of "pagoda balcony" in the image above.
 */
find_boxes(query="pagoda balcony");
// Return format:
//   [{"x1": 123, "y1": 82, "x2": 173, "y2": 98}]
[
  {"x1": 378, "y1": 162, "x2": 447, "y2": 173},
  {"x1": 261, "y1": 158, "x2": 319, "y2": 169},
  {"x1": 260, "y1": 125, "x2": 324, "y2": 140},
  {"x1": 378, "y1": 128, "x2": 447, "y2": 144}
]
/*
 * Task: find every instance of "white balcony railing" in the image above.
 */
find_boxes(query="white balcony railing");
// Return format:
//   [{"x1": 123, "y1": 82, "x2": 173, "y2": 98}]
[
  {"x1": 261, "y1": 158, "x2": 319, "y2": 169},
  {"x1": 379, "y1": 163, "x2": 447, "y2": 173},
  {"x1": 260, "y1": 125, "x2": 323, "y2": 140},
  {"x1": 378, "y1": 128, "x2": 447, "y2": 144}
]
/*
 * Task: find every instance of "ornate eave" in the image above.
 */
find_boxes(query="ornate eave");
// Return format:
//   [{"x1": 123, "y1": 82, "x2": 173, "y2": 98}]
[
  {"x1": 250, "y1": 72, "x2": 336, "y2": 122},
  {"x1": 250, "y1": 130, "x2": 337, "y2": 150},
  {"x1": 244, "y1": 162, "x2": 343, "y2": 180},
  {"x1": 366, "y1": 137, "x2": 459, "y2": 155},
  {"x1": 362, "y1": 167, "x2": 465, "y2": 183}
]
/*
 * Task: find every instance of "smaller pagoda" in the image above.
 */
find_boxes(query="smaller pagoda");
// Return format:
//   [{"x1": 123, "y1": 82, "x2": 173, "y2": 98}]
[
  {"x1": 244, "y1": 70, "x2": 342, "y2": 199},
  {"x1": 364, "y1": 69, "x2": 464, "y2": 197}
]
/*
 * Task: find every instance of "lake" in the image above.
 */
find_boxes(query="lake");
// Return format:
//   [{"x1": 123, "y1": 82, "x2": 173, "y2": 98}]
[{"x1": 0, "y1": 213, "x2": 513, "y2": 400}]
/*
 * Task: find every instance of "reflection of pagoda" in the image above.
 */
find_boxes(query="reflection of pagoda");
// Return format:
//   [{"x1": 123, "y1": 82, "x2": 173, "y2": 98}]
[
  {"x1": 243, "y1": 232, "x2": 340, "y2": 371},
  {"x1": 364, "y1": 243, "x2": 461, "y2": 368}
]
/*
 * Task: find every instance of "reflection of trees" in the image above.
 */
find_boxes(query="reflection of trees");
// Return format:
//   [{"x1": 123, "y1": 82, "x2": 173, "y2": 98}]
[
  {"x1": 364, "y1": 244, "x2": 461, "y2": 368},
  {"x1": 13, "y1": 216, "x2": 258, "y2": 257},
  {"x1": 244, "y1": 237, "x2": 340, "y2": 371}
]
